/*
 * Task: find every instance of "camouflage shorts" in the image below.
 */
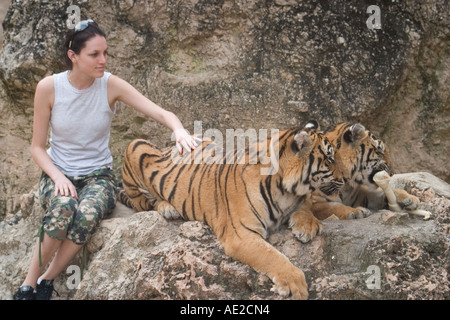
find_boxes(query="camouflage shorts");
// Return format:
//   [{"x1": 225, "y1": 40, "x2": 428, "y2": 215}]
[{"x1": 39, "y1": 166, "x2": 117, "y2": 245}]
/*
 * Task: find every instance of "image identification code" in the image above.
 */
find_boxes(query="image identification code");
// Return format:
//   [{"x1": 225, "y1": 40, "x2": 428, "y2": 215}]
[{"x1": 180, "y1": 304, "x2": 270, "y2": 317}]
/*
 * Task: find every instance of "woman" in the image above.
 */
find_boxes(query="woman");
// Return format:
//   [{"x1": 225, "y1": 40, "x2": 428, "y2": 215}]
[{"x1": 13, "y1": 20, "x2": 199, "y2": 300}]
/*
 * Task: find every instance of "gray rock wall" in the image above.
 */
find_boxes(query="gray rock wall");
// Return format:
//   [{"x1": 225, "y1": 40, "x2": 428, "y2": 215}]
[{"x1": 1, "y1": 0, "x2": 449, "y2": 218}]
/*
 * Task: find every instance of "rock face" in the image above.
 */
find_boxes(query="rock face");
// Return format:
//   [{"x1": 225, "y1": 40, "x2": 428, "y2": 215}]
[
  {"x1": 1, "y1": 173, "x2": 449, "y2": 300},
  {"x1": 0, "y1": 0, "x2": 449, "y2": 218},
  {"x1": 0, "y1": 0, "x2": 449, "y2": 300},
  {"x1": 0, "y1": 0, "x2": 9, "y2": 50}
]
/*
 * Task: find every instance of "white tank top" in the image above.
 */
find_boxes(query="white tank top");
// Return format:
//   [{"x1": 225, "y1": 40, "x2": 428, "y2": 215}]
[{"x1": 47, "y1": 70, "x2": 115, "y2": 176}]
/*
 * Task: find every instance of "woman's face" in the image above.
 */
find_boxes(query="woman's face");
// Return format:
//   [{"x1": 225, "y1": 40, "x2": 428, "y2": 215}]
[{"x1": 70, "y1": 35, "x2": 108, "y2": 78}]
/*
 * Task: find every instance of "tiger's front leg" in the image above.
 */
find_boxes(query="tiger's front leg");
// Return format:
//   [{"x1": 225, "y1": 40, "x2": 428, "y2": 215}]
[
  {"x1": 311, "y1": 194, "x2": 372, "y2": 220},
  {"x1": 311, "y1": 201, "x2": 372, "y2": 220},
  {"x1": 222, "y1": 229, "x2": 308, "y2": 299},
  {"x1": 289, "y1": 197, "x2": 323, "y2": 243}
]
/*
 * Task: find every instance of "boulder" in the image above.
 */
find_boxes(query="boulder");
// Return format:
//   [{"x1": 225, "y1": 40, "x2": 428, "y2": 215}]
[{"x1": 1, "y1": 173, "x2": 448, "y2": 300}]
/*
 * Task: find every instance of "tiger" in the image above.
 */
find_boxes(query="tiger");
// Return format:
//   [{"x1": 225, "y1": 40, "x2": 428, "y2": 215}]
[
  {"x1": 120, "y1": 120, "x2": 345, "y2": 299},
  {"x1": 311, "y1": 122, "x2": 420, "y2": 220}
]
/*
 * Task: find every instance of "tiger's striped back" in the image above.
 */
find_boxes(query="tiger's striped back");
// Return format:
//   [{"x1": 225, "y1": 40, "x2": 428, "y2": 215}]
[{"x1": 121, "y1": 124, "x2": 343, "y2": 235}]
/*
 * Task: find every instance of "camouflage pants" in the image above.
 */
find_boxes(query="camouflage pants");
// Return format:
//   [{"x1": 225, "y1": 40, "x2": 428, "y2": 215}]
[{"x1": 39, "y1": 166, "x2": 117, "y2": 245}]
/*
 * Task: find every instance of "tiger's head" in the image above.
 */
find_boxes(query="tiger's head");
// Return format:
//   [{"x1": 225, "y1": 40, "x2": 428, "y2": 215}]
[
  {"x1": 278, "y1": 120, "x2": 345, "y2": 197},
  {"x1": 327, "y1": 122, "x2": 393, "y2": 190}
]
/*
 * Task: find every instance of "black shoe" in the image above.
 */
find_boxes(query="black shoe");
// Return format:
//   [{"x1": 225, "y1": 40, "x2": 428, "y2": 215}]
[
  {"x1": 13, "y1": 286, "x2": 35, "y2": 300},
  {"x1": 35, "y1": 279, "x2": 58, "y2": 300}
]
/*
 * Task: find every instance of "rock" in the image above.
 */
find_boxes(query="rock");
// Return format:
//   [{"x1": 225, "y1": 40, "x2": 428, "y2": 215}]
[
  {"x1": 1, "y1": 172, "x2": 449, "y2": 300},
  {"x1": 380, "y1": 211, "x2": 410, "y2": 225},
  {"x1": 0, "y1": 0, "x2": 10, "y2": 50},
  {"x1": 391, "y1": 172, "x2": 450, "y2": 199},
  {"x1": 0, "y1": 0, "x2": 449, "y2": 217}
]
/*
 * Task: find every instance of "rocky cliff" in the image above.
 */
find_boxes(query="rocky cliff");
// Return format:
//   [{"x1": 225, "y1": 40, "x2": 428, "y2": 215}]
[
  {"x1": 1, "y1": 0, "x2": 449, "y2": 218},
  {"x1": 0, "y1": 0, "x2": 449, "y2": 300}
]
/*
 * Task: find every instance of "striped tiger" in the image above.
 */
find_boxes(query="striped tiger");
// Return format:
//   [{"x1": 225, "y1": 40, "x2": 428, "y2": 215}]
[
  {"x1": 312, "y1": 122, "x2": 420, "y2": 220},
  {"x1": 120, "y1": 120, "x2": 344, "y2": 299}
]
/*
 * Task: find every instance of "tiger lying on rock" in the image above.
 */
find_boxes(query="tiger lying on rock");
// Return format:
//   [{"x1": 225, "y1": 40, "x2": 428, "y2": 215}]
[
  {"x1": 312, "y1": 122, "x2": 420, "y2": 220},
  {"x1": 119, "y1": 121, "x2": 344, "y2": 299}
]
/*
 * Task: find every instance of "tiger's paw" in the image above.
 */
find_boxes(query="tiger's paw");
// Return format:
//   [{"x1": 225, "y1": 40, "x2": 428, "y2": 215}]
[
  {"x1": 291, "y1": 214, "x2": 323, "y2": 243},
  {"x1": 155, "y1": 201, "x2": 181, "y2": 220},
  {"x1": 394, "y1": 189, "x2": 420, "y2": 211},
  {"x1": 346, "y1": 207, "x2": 372, "y2": 219},
  {"x1": 331, "y1": 206, "x2": 372, "y2": 220},
  {"x1": 271, "y1": 268, "x2": 308, "y2": 300}
]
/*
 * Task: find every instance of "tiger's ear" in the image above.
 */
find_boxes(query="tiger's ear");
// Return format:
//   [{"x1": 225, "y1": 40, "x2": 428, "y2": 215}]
[
  {"x1": 343, "y1": 123, "x2": 367, "y2": 144},
  {"x1": 291, "y1": 131, "x2": 312, "y2": 155}
]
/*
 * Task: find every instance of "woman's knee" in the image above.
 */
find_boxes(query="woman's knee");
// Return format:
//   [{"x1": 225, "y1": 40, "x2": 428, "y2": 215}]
[
  {"x1": 42, "y1": 196, "x2": 78, "y2": 241},
  {"x1": 68, "y1": 194, "x2": 113, "y2": 245}
]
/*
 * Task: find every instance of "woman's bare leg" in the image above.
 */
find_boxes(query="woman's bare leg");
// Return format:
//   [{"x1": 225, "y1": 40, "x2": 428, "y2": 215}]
[
  {"x1": 40, "y1": 239, "x2": 83, "y2": 281},
  {"x1": 21, "y1": 233, "x2": 61, "y2": 288}
]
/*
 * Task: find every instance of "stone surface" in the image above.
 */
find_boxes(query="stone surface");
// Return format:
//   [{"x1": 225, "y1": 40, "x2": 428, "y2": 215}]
[
  {"x1": 1, "y1": 173, "x2": 449, "y2": 300},
  {"x1": 0, "y1": 0, "x2": 10, "y2": 50}
]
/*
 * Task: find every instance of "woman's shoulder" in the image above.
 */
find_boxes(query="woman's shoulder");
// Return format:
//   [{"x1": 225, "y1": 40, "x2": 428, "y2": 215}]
[
  {"x1": 107, "y1": 74, "x2": 135, "y2": 90},
  {"x1": 35, "y1": 75, "x2": 55, "y2": 105},
  {"x1": 107, "y1": 73, "x2": 121, "y2": 84},
  {"x1": 36, "y1": 75, "x2": 55, "y2": 91},
  {"x1": 107, "y1": 74, "x2": 132, "y2": 94}
]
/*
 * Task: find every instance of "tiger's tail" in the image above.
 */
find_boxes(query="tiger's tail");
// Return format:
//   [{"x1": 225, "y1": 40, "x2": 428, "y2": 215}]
[
  {"x1": 121, "y1": 139, "x2": 161, "y2": 211},
  {"x1": 117, "y1": 187, "x2": 135, "y2": 209}
]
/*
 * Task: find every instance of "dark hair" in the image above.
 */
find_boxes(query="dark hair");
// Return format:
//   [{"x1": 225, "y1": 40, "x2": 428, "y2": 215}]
[{"x1": 63, "y1": 21, "x2": 106, "y2": 69}]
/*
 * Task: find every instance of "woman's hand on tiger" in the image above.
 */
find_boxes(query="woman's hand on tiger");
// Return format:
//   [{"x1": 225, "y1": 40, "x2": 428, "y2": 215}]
[{"x1": 174, "y1": 128, "x2": 201, "y2": 155}]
